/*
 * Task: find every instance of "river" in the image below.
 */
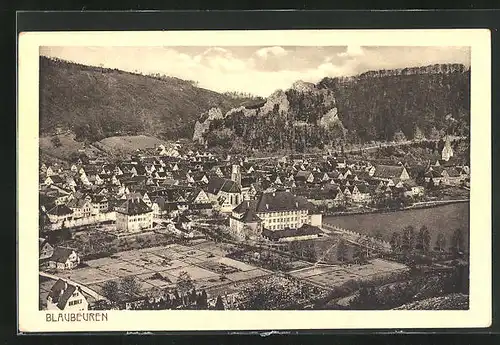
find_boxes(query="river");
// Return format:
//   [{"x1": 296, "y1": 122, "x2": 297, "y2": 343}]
[{"x1": 323, "y1": 202, "x2": 470, "y2": 249}]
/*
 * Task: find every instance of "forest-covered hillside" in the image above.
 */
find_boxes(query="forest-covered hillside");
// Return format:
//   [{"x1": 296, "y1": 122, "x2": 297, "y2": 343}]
[
  {"x1": 39, "y1": 56, "x2": 251, "y2": 141},
  {"x1": 195, "y1": 64, "x2": 470, "y2": 152}
]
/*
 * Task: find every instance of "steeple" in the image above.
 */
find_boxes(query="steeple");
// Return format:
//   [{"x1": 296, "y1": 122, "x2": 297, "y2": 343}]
[
  {"x1": 441, "y1": 135, "x2": 454, "y2": 162},
  {"x1": 231, "y1": 164, "x2": 241, "y2": 187}
]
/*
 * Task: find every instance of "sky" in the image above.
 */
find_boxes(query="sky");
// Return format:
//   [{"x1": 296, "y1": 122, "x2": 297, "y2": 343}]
[{"x1": 40, "y1": 46, "x2": 471, "y2": 97}]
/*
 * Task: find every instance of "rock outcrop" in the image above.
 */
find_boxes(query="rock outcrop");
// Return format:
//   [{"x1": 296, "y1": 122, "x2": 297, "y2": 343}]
[
  {"x1": 192, "y1": 107, "x2": 224, "y2": 144},
  {"x1": 258, "y1": 89, "x2": 290, "y2": 116}
]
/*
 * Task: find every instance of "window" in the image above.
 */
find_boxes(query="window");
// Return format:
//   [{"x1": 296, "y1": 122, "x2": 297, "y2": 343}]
[{"x1": 69, "y1": 299, "x2": 82, "y2": 306}]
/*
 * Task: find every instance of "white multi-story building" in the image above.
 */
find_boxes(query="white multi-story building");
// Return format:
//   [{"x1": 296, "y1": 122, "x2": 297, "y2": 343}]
[
  {"x1": 229, "y1": 191, "x2": 323, "y2": 239},
  {"x1": 115, "y1": 196, "x2": 153, "y2": 232}
]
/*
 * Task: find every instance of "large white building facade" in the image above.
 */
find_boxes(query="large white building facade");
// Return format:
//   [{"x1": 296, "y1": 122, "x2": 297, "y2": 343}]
[
  {"x1": 229, "y1": 191, "x2": 323, "y2": 240},
  {"x1": 115, "y1": 196, "x2": 153, "y2": 232}
]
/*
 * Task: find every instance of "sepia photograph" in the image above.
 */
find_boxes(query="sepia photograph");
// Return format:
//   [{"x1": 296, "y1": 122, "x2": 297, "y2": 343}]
[{"x1": 17, "y1": 29, "x2": 491, "y2": 332}]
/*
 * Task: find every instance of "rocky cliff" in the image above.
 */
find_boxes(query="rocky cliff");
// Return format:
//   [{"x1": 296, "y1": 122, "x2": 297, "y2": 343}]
[{"x1": 194, "y1": 63, "x2": 470, "y2": 151}]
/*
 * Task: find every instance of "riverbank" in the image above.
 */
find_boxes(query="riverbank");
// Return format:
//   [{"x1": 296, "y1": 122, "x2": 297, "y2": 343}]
[{"x1": 322, "y1": 199, "x2": 469, "y2": 218}]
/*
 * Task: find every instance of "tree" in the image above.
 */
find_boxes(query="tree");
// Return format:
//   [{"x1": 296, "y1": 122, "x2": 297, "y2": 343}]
[
  {"x1": 373, "y1": 230, "x2": 384, "y2": 241},
  {"x1": 349, "y1": 285, "x2": 378, "y2": 310},
  {"x1": 120, "y1": 276, "x2": 142, "y2": 296},
  {"x1": 450, "y1": 228, "x2": 465, "y2": 254},
  {"x1": 436, "y1": 233, "x2": 447, "y2": 252},
  {"x1": 197, "y1": 290, "x2": 208, "y2": 309},
  {"x1": 101, "y1": 281, "x2": 120, "y2": 302},
  {"x1": 419, "y1": 226, "x2": 431, "y2": 253},
  {"x1": 390, "y1": 232, "x2": 401, "y2": 252},
  {"x1": 176, "y1": 271, "x2": 194, "y2": 298},
  {"x1": 336, "y1": 239, "x2": 349, "y2": 262},
  {"x1": 215, "y1": 295, "x2": 225, "y2": 310},
  {"x1": 51, "y1": 136, "x2": 62, "y2": 147},
  {"x1": 401, "y1": 226, "x2": 416, "y2": 252},
  {"x1": 352, "y1": 245, "x2": 367, "y2": 264}
]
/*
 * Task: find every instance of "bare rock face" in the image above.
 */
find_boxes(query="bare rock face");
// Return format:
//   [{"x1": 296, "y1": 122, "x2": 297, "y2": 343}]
[
  {"x1": 319, "y1": 107, "x2": 346, "y2": 135},
  {"x1": 291, "y1": 80, "x2": 316, "y2": 93},
  {"x1": 259, "y1": 89, "x2": 290, "y2": 116},
  {"x1": 225, "y1": 105, "x2": 259, "y2": 118},
  {"x1": 192, "y1": 107, "x2": 224, "y2": 144}
]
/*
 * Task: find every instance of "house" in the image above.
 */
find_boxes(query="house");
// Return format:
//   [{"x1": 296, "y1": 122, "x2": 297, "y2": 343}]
[
  {"x1": 241, "y1": 176, "x2": 258, "y2": 201},
  {"x1": 402, "y1": 180, "x2": 425, "y2": 197},
  {"x1": 115, "y1": 195, "x2": 153, "y2": 232},
  {"x1": 48, "y1": 247, "x2": 80, "y2": 270},
  {"x1": 351, "y1": 184, "x2": 372, "y2": 203},
  {"x1": 67, "y1": 195, "x2": 93, "y2": 219},
  {"x1": 39, "y1": 238, "x2": 54, "y2": 260},
  {"x1": 295, "y1": 171, "x2": 314, "y2": 183},
  {"x1": 151, "y1": 197, "x2": 181, "y2": 218},
  {"x1": 371, "y1": 165, "x2": 410, "y2": 182},
  {"x1": 45, "y1": 204, "x2": 73, "y2": 223},
  {"x1": 261, "y1": 224, "x2": 324, "y2": 242},
  {"x1": 229, "y1": 191, "x2": 323, "y2": 239},
  {"x1": 205, "y1": 176, "x2": 242, "y2": 213},
  {"x1": 90, "y1": 195, "x2": 108, "y2": 214},
  {"x1": 46, "y1": 279, "x2": 88, "y2": 311},
  {"x1": 44, "y1": 175, "x2": 65, "y2": 186}
]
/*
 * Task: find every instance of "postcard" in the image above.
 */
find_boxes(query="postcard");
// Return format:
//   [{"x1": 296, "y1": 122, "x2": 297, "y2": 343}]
[{"x1": 17, "y1": 28, "x2": 491, "y2": 332}]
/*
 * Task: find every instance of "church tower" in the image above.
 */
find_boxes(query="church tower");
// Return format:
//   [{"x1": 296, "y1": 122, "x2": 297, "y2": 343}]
[
  {"x1": 231, "y1": 164, "x2": 241, "y2": 187},
  {"x1": 441, "y1": 135, "x2": 454, "y2": 162}
]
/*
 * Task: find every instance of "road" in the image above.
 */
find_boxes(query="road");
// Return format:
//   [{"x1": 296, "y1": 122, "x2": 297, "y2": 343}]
[
  {"x1": 40, "y1": 271, "x2": 109, "y2": 302},
  {"x1": 246, "y1": 137, "x2": 467, "y2": 162}
]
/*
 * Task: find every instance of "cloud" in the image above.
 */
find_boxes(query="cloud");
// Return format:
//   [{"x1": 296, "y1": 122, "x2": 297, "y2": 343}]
[
  {"x1": 40, "y1": 45, "x2": 470, "y2": 98},
  {"x1": 338, "y1": 45, "x2": 365, "y2": 58},
  {"x1": 255, "y1": 46, "x2": 288, "y2": 59},
  {"x1": 193, "y1": 47, "x2": 248, "y2": 72}
]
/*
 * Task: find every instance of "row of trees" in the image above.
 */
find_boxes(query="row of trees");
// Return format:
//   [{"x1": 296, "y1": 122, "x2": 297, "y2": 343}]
[{"x1": 389, "y1": 226, "x2": 466, "y2": 255}]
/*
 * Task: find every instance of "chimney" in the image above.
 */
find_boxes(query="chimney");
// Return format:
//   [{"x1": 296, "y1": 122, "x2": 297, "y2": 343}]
[
  {"x1": 266, "y1": 204, "x2": 269, "y2": 210},
  {"x1": 295, "y1": 202, "x2": 299, "y2": 208}
]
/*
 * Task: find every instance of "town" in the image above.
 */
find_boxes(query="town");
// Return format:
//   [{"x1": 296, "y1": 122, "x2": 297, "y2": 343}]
[{"x1": 39, "y1": 135, "x2": 470, "y2": 312}]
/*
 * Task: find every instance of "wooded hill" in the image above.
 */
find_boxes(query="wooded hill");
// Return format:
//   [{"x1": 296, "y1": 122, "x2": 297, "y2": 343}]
[
  {"x1": 197, "y1": 63, "x2": 470, "y2": 152},
  {"x1": 39, "y1": 56, "x2": 252, "y2": 141}
]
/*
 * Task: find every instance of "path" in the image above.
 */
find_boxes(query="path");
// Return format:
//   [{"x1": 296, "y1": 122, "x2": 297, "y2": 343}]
[{"x1": 246, "y1": 138, "x2": 465, "y2": 162}]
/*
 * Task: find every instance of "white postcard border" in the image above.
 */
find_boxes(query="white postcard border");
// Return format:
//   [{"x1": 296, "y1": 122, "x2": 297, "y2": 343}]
[{"x1": 18, "y1": 29, "x2": 491, "y2": 332}]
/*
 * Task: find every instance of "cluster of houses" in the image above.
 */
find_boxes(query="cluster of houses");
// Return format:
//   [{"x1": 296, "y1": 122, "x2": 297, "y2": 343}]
[{"x1": 39, "y1": 138, "x2": 469, "y2": 240}]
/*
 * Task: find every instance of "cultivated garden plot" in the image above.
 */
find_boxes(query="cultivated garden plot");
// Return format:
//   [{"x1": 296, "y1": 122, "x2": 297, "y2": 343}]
[
  {"x1": 216, "y1": 257, "x2": 259, "y2": 272},
  {"x1": 134, "y1": 272, "x2": 175, "y2": 288},
  {"x1": 289, "y1": 266, "x2": 342, "y2": 279},
  {"x1": 57, "y1": 266, "x2": 120, "y2": 285},
  {"x1": 85, "y1": 256, "x2": 120, "y2": 268},
  {"x1": 225, "y1": 268, "x2": 270, "y2": 282},
  {"x1": 181, "y1": 256, "x2": 207, "y2": 265},
  {"x1": 97, "y1": 260, "x2": 155, "y2": 278},
  {"x1": 160, "y1": 265, "x2": 220, "y2": 281},
  {"x1": 149, "y1": 247, "x2": 188, "y2": 261},
  {"x1": 305, "y1": 270, "x2": 362, "y2": 287},
  {"x1": 197, "y1": 260, "x2": 241, "y2": 275},
  {"x1": 191, "y1": 241, "x2": 239, "y2": 257}
]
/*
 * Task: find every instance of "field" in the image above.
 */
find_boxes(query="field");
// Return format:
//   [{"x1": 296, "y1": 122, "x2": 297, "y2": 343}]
[
  {"x1": 39, "y1": 132, "x2": 105, "y2": 161},
  {"x1": 46, "y1": 240, "x2": 272, "y2": 301},
  {"x1": 95, "y1": 135, "x2": 167, "y2": 154},
  {"x1": 289, "y1": 259, "x2": 407, "y2": 288},
  {"x1": 324, "y1": 203, "x2": 470, "y2": 250}
]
